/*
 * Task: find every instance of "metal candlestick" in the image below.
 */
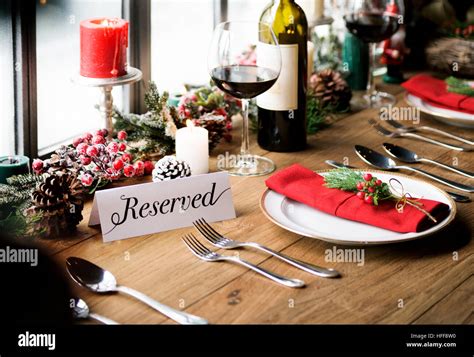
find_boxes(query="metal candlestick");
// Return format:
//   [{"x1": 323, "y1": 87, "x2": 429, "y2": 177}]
[{"x1": 72, "y1": 66, "x2": 143, "y2": 136}]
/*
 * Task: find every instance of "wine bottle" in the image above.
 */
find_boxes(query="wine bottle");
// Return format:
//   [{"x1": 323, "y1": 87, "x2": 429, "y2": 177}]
[{"x1": 257, "y1": 0, "x2": 308, "y2": 152}]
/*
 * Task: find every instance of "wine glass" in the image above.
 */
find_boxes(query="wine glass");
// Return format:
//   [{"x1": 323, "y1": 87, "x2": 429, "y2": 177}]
[
  {"x1": 208, "y1": 21, "x2": 281, "y2": 176},
  {"x1": 344, "y1": 0, "x2": 403, "y2": 108}
]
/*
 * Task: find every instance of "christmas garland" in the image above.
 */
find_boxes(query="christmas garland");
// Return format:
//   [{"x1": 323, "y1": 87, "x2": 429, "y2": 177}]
[{"x1": 113, "y1": 82, "x2": 241, "y2": 160}]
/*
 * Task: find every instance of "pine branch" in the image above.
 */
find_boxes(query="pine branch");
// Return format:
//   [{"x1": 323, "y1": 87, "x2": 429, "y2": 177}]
[{"x1": 324, "y1": 168, "x2": 363, "y2": 191}]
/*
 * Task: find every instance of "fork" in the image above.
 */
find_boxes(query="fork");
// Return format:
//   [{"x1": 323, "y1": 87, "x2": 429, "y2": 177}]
[
  {"x1": 181, "y1": 233, "x2": 305, "y2": 288},
  {"x1": 193, "y1": 218, "x2": 340, "y2": 278},
  {"x1": 368, "y1": 119, "x2": 471, "y2": 152},
  {"x1": 385, "y1": 119, "x2": 474, "y2": 146}
]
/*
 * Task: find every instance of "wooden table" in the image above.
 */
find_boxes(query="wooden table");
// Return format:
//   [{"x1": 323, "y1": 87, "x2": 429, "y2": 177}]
[{"x1": 39, "y1": 82, "x2": 473, "y2": 324}]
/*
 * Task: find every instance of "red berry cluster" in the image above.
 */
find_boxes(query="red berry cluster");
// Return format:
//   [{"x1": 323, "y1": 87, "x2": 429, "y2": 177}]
[
  {"x1": 355, "y1": 173, "x2": 383, "y2": 205},
  {"x1": 33, "y1": 129, "x2": 154, "y2": 189}
]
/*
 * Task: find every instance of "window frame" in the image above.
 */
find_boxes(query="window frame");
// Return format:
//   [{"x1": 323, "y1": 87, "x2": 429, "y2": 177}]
[{"x1": 8, "y1": 0, "x2": 227, "y2": 159}]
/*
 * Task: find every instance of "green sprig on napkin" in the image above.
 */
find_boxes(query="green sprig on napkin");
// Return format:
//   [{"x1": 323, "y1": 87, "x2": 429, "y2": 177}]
[{"x1": 445, "y1": 76, "x2": 474, "y2": 97}]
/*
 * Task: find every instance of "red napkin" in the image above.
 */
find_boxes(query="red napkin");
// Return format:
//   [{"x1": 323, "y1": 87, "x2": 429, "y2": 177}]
[
  {"x1": 265, "y1": 164, "x2": 450, "y2": 233},
  {"x1": 402, "y1": 74, "x2": 474, "y2": 114}
]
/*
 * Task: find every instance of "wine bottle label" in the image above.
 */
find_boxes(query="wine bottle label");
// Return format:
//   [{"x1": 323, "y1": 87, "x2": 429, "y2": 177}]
[{"x1": 256, "y1": 42, "x2": 298, "y2": 111}]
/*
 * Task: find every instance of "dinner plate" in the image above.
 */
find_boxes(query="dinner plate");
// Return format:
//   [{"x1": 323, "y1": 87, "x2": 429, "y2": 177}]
[
  {"x1": 405, "y1": 93, "x2": 474, "y2": 129},
  {"x1": 260, "y1": 170, "x2": 456, "y2": 246}
]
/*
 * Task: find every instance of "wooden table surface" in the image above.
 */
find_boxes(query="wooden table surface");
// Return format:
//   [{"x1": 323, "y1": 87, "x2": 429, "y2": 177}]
[{"x1": 39, "y1": 81, "x2": 473, "y2": 324}]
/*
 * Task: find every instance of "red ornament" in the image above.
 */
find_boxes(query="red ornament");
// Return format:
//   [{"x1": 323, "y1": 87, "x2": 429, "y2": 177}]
[
  {"x1": 118, "y1": 142, "x2": 127, "y2": 152},
  {"x1": 122, "y1": 152, "x2": 132, "y2": 163},
  {"x1": 81, "y1": 156, "x2": 92, "y2": 165},
  {"x1": 81, "y1": 174, "x2": 93, "y2": 187},
  {"x1": 86, "y1": 145, "x2": 99, "y2": 157},
  {"x1": 107, "y1": 142, "x2": 119, "y2": 154},
  {"x1": 76, "y1": 143, "x2": 89, "y2": 155},
  {"x1": 363, "y1": 173, "x2": 373, "y2": 182},
  {"x1": 92, "y1": 135, "x2": 106, "y2": 145},
  {"x1": 117, "y1": 130, "x2": 128, "y2": 141},
  {"x1": 123, "y1": 164, "x2": 135, "y2": 177},
  {"x1": 80, "y1": 18, "x2": 128, "y2": 78},
  {"x1": 113, "y1": 158, "x2": 124, "y2": 171},
  {"x1": 32, "y1": 159, "x2": 43, "y2": 173},
  {"x1": 72, "y1": 137, "x2": 83, "y2": 147},
  {"x1": 144, "y1": 161, "x2": 154, "y2": 175}
]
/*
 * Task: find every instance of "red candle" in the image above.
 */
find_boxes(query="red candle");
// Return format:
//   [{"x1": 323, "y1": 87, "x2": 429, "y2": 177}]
[{"x1": 80, "y1": 18, "x2": 129, "y2": 78}]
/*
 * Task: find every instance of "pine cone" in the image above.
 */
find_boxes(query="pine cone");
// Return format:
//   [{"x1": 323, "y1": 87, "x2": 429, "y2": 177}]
[
  {"x1": 179, "y1": 114, "x2": 227, "y2": 151},
  {"x1": 152, "y1": 156, "x2": 191, "y2": 181},
  {"x1": 309, "y1": 69, "x2": 352, "y2": 110},
  {"x1": 26, "y1": 171, "x2": 84, "y2": 238}
]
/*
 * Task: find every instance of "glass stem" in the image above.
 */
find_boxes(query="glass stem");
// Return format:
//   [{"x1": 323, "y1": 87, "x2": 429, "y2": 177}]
[
  {"x1": 367, "y1": 42, "x2": 377, "y2": 102},
  {"x1": 240, "y1": 98, "x2": 250, "y2": 157}
]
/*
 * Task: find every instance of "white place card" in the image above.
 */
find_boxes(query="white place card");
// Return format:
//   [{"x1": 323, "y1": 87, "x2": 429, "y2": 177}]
[{"x1": 88, "y1": 172, "x2": 236, "y2": 242}]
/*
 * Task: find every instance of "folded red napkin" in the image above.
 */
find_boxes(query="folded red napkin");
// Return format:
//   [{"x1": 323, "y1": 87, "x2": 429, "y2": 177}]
[
  {"x1": 265, "y1": 164, "x2": 450, "y2": 233},
  {"x1": 402, "y1": 74, "x2": 474, "y2": 114}
]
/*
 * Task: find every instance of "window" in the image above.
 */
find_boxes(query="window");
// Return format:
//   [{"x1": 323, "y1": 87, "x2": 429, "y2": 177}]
[
  {"x1": 3, "y1": 0, "x2": 294, "y2": 158},
  {"x1": 36, "y1": 0, "x2": 123, "y2": 154},
  {"x1": 227, "y1": 0, "x2": 268, "y2": 22},
  {"x1": 151, "y1": 0, "x2": 215, "y2": 93},
  {"x1": 0, "y1": 1, "x2": 15, "y2": 156}
]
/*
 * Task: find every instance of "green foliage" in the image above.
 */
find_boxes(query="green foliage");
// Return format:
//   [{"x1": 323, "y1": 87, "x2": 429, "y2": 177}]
[
  {"x1": 445, "y1": 76, "x2": 474, "y2": 97},
  {"x1": 306, "y1": 95, "x2": 332, "y2": 134},
  {"x1": 0, "y1": 174, "x2": 44, "y2": 209},
  {"x1": 323, "y1": 168, "x2": 363, "y2": 191},
  {"x1": 114, "y1": 82, "x2": 178, "y2": 158}
]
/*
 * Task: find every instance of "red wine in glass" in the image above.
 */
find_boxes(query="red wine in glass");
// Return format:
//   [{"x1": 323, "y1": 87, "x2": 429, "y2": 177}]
[
  {"x1": 211, "y1": 65, "x2": 279, "y2": 99},
  {"x1": 344, "y1": 12, "x2": 400, "y2": 43}
]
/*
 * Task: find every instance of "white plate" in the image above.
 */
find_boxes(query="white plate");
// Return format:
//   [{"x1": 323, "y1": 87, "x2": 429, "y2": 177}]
[
  {"x1": 260, "y1": 170, "x2": 456, "y2": 246},
  {"x1": 406, "y1": 93, "x2": 474, "y2": 129}
]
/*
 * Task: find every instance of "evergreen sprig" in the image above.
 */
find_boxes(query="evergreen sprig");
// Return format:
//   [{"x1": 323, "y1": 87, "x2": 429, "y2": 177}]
[
  {"x1": 445, "y1": 76, "x2": 474, "y2": 97},
  {"x1": 323, "y1": 168, "x2": 364, "y2": 191}
]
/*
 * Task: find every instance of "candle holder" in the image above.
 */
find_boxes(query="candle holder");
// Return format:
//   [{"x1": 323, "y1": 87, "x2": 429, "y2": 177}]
[{"x1": 72, "y1": 66, "x2": 142, "y2": 136}]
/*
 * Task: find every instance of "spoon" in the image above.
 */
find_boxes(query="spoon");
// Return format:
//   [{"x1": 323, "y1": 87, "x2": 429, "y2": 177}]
[
  {"x1": 66, "y1": 257, "x2": 208, "y2": 325},
  {"x1": 324, "y1": 160, "x2": 471, "y2": 203},
  {"x1": 354, "y1": 145, "x2": 474, "y2": 193},
  {"x1": 383, "y1": 143, "x2": 474, "y2": 179},
  {"x1": 71, "y1": 297, "x2": 118, "y2": 325}
]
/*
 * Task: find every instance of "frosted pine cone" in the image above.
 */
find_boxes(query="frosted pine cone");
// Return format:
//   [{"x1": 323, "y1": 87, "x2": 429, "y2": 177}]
[{"x1": 152, "y1": 156, "x2": 191, "y2": 182}]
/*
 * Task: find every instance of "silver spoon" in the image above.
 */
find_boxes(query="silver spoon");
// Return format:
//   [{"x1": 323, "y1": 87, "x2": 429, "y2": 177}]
[
  {"x1": 354, "y1": 145, "x2": 474, "y2": 193},
  {"x1": 382, "y1": 143, "x2": 474, "y2": 179},
  {"x1": 71, "y1": 297, "x2": 118, "y2": 325},
  {"x1": 324, "y1": 160, "x2": 471, "y2": 203},
  {"x1": 66, "y1": 257, "x2": 208, "y2": 325}
]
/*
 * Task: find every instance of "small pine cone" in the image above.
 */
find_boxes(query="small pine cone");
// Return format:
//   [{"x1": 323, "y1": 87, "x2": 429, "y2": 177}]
[
  {"x1": 152, "y1": 156, "x2": 192, "y2": 182},
  {"x1": 309, "y1": 69, "x2": 352, "y2": 110},
  {"x1": 27, "y1": 171, "x2": 84, "y2": 238}
]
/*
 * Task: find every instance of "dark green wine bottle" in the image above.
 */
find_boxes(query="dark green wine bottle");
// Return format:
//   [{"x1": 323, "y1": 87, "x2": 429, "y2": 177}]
[{"x1": 258, "y1": 0, "x2": 308, "y2": 152}]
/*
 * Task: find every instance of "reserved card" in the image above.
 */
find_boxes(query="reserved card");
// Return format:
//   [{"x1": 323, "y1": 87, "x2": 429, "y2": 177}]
[{"x1": 88, "y1": 172, "x2": 236, "y2": 242}]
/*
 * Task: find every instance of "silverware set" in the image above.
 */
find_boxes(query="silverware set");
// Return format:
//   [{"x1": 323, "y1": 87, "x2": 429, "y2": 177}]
[
  {"x1": 353, "y1": 145, "x2": 474, "y2": 194},
  {"x1": 368, "y1": 119, "x2": 473, "y2": 152},
  {"x1": 66, "y1": 256, "x2": 208, "y2": 325},
  {"x1": 182, "y1": 218, "x2": 340, "y2": 289}
]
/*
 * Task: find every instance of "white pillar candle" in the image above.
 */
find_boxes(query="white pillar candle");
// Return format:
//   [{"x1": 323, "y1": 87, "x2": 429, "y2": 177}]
[
  {"x1": 307, "y1": 41, "x2": 315, "y2": 78},
  {"x1": 175, "y1": 120, "x2": 209, "y2": 175}
]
